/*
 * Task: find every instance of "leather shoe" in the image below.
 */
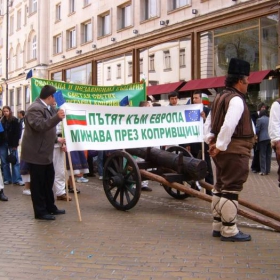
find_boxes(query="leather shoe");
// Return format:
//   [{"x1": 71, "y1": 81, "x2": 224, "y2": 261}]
[
  {"x1": 50, "y1": 209, "x2": 66, "y2": 215},
  {"x1": 212, "y1": 230, "x2": 221, "y2": 237},
  {"x1": 57, "y1": 194, "x2": 72, "y2": 201},
  {"x1": 141, "y1": 187, "x2": 152, "y2": 192},
  {"x1": 35, "y1": 214, "x2": 55, "y2": 220},
  {"x1": 220, "y1": 231, "x2": 251, "y2": 242},
  {"x1": 0, "y1": 191, "x2": 8, "y2": 201}
]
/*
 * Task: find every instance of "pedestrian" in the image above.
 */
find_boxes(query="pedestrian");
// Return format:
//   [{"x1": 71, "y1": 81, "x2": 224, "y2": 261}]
[
  {"x1": 168, "y1": 91, "x2": 179, "y2": 106},
  {"x1": 268, "y1": 99, "x2": 280, "y2": 188},
  {"x1": 204, "y1": 58, "x2": 255, "y2": 242},
  {"x1": 21, "y1": 85, "x2": 66, "y2": 220},
  {"x1": 256, "y1": 109, "x2": 271, "y2": 175},
  {"x1": 0, "y1": 164, "x2": 8, "y2": 201},
  {"x1": 0, "y1": 106, "x2": 24, "y2": 186}
]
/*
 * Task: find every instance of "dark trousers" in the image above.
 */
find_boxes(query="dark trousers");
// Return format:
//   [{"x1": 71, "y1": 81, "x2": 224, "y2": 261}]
[
  {"x1": 29, "y1": 163, "x2": 57, "y2": 217},
  {"x1": 258, "y1": 140, "x2": 272, "y2": 174},
  {"x1": 212, "y1": 153, "x2": 249, "y2": 192},
  {"x1": 251, "y1": 144, "x2": 260, "y2": 172}
]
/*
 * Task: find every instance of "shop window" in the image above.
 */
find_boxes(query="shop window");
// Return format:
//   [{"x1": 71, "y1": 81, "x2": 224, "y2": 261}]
[
  {"x1": 128, "y1": 62, "x2": 132, "y2": 77},
  {"x1": 117, "y1": 64, "x2": 121, "y2": 79},
  {"x1": 66, "y1": 63, "x2": 92, "y2": 85}
]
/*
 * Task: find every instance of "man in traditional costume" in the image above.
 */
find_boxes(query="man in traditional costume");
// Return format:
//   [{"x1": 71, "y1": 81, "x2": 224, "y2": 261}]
[{"x1": 204, "y1": 58, "x2": 255, "y2": 242}]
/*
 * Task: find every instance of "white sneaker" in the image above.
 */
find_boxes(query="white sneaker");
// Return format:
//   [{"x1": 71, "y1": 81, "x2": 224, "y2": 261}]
[
  {"x1": 23, "y1": 189, "x2": 31, "y2": 196},
  {"x1": 76, "y1": 177, "x2": 89, "y2": 183},
  {"x1": 99, "y1": 176, "x2": 103, "y2": 180}
]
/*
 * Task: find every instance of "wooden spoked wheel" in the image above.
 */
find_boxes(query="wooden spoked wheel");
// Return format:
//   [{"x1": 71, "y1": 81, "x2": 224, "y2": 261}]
[{"x1": 103, "y1": 150, "x2": 141, "y2": 210}]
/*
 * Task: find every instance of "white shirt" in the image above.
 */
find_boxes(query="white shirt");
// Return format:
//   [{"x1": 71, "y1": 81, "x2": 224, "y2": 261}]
[
  {"x1": 268, "y1": 101, "x2": 280, "y2": 145},
  {"x1": 204, "y1": 96, "x2": 244, "y2": 151}
]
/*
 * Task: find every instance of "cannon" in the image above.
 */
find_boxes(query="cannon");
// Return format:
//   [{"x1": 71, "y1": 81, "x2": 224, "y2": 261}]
[{"x1": 102, "y1": 146, "x2": 207, "y2": 210}]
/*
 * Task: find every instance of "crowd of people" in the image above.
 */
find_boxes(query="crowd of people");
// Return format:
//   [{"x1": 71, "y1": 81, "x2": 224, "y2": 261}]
[{"x1": 0, "y1": 58, "x2": 279, "y2": 243}]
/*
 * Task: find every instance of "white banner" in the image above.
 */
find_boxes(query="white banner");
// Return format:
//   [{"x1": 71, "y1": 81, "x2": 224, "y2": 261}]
[{"x1": 61, "y1": 103, "x2": 204, "y2": 152}]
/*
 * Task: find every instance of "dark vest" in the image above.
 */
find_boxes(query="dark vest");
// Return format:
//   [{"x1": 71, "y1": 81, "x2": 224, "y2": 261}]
[{"x1": 211, "y1": 87, "x2": 254, "y2": 139}]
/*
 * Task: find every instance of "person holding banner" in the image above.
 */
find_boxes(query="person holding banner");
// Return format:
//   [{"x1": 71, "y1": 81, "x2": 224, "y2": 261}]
[
  {"x1": 21, "y1": 85, "x2": 66, "y2": 221},
  {"x1": 204, "y1": 58, "x2": 255, "y2": 242}
]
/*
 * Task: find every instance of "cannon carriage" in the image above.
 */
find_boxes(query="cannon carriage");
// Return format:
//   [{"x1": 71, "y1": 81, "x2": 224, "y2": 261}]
[{"x1": 102, "y1": 146, "x2": 207, "y2": 210}]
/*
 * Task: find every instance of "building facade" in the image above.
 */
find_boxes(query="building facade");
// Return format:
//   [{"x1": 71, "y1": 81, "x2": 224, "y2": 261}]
[{"x1": 0, "y1": 0, "x2": 279, "y2": 111}]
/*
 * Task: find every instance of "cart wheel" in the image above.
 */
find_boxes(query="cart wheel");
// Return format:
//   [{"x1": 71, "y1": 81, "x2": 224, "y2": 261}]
[
  {"x1": 103, "y1": 150, "x2": 141, "y2": 211},
  {"x1": 162, "y1": 146, "x2": 193, "y2": 200}
]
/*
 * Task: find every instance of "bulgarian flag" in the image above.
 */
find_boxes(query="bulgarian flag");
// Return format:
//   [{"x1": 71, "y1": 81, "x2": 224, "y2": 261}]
[
  {"x1": 202, "y1": 93, "x2": 210, "y2": 106},
  {"x1": 66, "y1": 110, "x2": 87, "y2": 126}
]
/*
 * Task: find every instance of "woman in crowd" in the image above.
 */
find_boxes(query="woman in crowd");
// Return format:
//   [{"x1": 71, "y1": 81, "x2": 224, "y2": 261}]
[{"x1": 0, "y1": 106, "x2": 24, "y2": 186}]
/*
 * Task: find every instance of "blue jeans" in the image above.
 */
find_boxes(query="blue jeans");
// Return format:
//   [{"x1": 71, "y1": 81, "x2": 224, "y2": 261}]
[{"x1": 0, "y1": 144, "x2": 22, "y2": 183}]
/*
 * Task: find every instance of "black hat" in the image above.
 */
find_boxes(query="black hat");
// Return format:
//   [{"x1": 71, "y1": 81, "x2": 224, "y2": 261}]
[
  {"x1": 228, "y1": 58, "x2": 250, "y2": 76},
  {"x1": 39, "y1": 85, "x2": 56, "y2": 99}
]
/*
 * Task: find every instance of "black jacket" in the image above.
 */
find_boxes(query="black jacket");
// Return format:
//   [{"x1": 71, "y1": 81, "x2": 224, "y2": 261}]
[{"x1": 0, "y1": 116, "x2": 21, "y2": 147}]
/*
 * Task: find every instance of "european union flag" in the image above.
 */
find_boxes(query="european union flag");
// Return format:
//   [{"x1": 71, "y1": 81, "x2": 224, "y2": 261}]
[
  {"x1": 54, "y1": 90, "x2": 66, "y2": 107},
  {"x1": 26, "y1": 69, "x2": 33, "y2": 80},
  {"x1": 184, "y1": 110, "x2": 200, "y2": 122},
  {"x1": 0, "y1": 122, "x2": 3, "y2": 132},
  {"x1": 120, "y1": 96, "x2": 129, "y2": 106}
]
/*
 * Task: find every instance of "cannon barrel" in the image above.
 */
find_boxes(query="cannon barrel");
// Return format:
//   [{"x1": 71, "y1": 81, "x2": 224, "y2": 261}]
[{"x1": 126, "y1": 147, "x2": 207, "y2": 181}]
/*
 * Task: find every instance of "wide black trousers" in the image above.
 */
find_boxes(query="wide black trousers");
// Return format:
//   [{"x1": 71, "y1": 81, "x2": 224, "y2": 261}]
[{"x1": 29, "y1": 162, "x2": 57, "y2": 217}]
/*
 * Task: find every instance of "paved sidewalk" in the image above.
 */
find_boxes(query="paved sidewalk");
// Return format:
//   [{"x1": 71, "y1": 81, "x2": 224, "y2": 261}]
[{"x1": 0, "y1": 160, "x2": 280, "y2": 280}]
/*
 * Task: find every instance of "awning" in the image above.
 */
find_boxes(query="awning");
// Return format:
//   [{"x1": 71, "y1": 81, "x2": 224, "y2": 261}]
[
  {"x1": 248, "y1": 70, "x2": 271, "y2": 84},
  {"x1": 147, "y1": 81, "x2": 185, "y2": 95},
  {"x1": 179, "y1": 70, "x2": 273, "y2": 92},
  {"x1": 179, "y1": 76, "x2": 225, "y2": 92}
]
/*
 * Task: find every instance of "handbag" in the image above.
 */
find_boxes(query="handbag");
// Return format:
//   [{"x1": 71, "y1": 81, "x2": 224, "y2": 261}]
[{"x1": 7, "y1": 149, "x2": 17, "y2": 165}]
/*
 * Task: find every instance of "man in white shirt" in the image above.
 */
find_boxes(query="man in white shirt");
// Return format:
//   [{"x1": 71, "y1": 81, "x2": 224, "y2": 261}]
[
  {"x1": 268, "y1": 100, "x2": 280, "y2": 187},
  {"x1": 204, "y1": 58, "x2": 255, "y2": 242}
]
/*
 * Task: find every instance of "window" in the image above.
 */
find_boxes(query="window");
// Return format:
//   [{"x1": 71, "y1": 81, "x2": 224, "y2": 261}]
[
  {"x1": 84, "y1": 0, "x2": 90, "y2": 6},
  {"x1": 16, "y1": 45, "x2": 22, "y2": 69},
  {"x1": 56, "y1": 3, "x2": 61, "y2": 21},
  {"x1": 98, "y1": 13, "x2": 111, "y2": 36},
  {"x1": 30, "y1": 0, "x2": 37, "y2": 13},
  {"x1": 179, "y1": 49, "x2": 185, "y2": 67},
  {"x1": 107, "y1": 66, "x2": 111, "y2": 80},
  {"x1": 17, "y1": 9, "x2": 21, "y2": 30},
  {"x1": 117, "y1": 64, "x2": 121, "y2": 79},
  {"x1": 66, "y1": 63, "x2": 92, "y2": 84},
  {"x1": 169, "y1": 0, "x2": 189, "y2": 11},
  {"x1": 17, "y1": 88, "x2": 22, "y2": 105},
  {"x1": 81, "y1": 21, "x2": 92, "y2": 43},
  {"x1": 67, "y1": 28, "x2": 76, "y2": 49},
  {"x1": 128, "y1": 62, "x2": 132, "y2": 76},
  {"x1": 54, "y1": 34, "x2": 62, "y2": 54},
  {"x1": 164, "y1": 50, "x2": 171, "y2": 69},
  {"x1": 139, "y1": 58, "x2": 143, "y2": 74},
  {"x1": 69, "y1": 0, "x2": 75, "y2": 13},
  {"x1": 24, "y1": 5, "x2": 27, "y2": 25},
  {"x1": 149, "y1": 54, "x2": 155, "y2": 71},
  {"x1": 31, "y1": 36, "x2": 37, "y2": 59},
  {"x1": 9, "y1": 89, "x2": 14, "y2": 106},
  {"x1": 25, "y1": 86, "x2": 30, "y2": 104},
  {"x1": 141, "y1": 0, "x2": 158, "y2": 21},
  {"x1": 118, "y1": 3, "x2": 132, "y2": 29},
  {"x1": 9, "y1": 15, "x2": 14, "y2": 35}
]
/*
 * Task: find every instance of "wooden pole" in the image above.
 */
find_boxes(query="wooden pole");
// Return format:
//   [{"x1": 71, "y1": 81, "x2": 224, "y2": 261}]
[
  {"x1": 67, "y1": 151, "x2": 82, "y2": 222},
  {"x1": 139, "y1": 169, "x2": 280, "y2": 232}
]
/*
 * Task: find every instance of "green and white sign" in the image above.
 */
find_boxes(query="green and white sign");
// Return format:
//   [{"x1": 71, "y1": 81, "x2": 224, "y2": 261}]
[
  {"x1": 31, "y1": 77, "x2": 146, "y2": 107},
  {"x1": 61, "y1": 103, "x2": 203, "y2": 151}
]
